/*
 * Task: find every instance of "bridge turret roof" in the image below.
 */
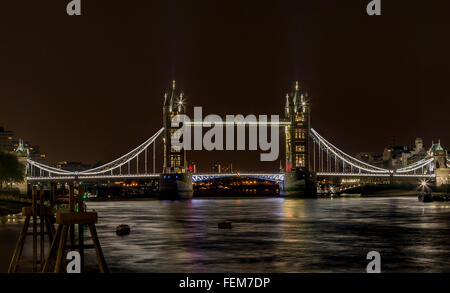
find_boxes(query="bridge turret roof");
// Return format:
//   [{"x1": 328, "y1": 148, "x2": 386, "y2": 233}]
[
  {"x1": 428, "y1": 140, "x2": 444, "y2": 155},
  {"x1": 284, "y1": 94, "x2": 290, "y2": 116},
  {"x1": 177, "y1": 92, "x2": 185, "y2": 113},
  {"x1": 164, "y1": 80, "x2": 182, "y2": 112},
  {"x1": 293, "y1": 81, "x2": 300, "y2": 109},
  {"x1": 163, "y1": 92, "x2": 169, "y2": 107},
  {"x1": 14, "y1": 139, "x2": 29, "y2": 156},
  {"x1": 169, "y1": 80, "x2": 177, "y2": 112}
]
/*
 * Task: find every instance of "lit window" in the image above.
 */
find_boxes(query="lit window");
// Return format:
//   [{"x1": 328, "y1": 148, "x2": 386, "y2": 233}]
[
  {"x1": 295, "y1": 129, "x2": 306, "y2": 139},
  {"x1": 296, "y1": 145, "x2": 305, "y2": 152},
  {"x1": 295, "y1": 154, "x2": 305, "y2": 167}
]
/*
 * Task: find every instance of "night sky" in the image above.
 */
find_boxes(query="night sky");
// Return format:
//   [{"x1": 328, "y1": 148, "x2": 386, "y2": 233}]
[{"x1": 0, "y1": 0, "x2": 449, "y2": 172}]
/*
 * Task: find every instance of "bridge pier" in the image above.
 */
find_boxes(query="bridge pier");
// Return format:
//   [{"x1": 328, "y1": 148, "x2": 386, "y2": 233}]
[
  {"x1": 280, "y1": 170, "x2": 317, "y2": 197},
  {"x1": 436, "y1": 168, "x2": 450, "y2": 186},
  {"x1": 158, "y1": 173, "x2": 193, "y2": 200}
]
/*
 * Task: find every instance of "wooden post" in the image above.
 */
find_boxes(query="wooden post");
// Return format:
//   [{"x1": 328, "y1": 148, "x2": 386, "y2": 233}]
[
  {"x1": 54, "y1": 225, "x2": 69, "y2": 273},
  {"x1": 45, "y1": 216, "x2": 54, "y2": 244},
  {"x1": 50, "y1": 182, "x2": 56, "y2": 207},
  {"x1": 88, "y1": 224, "x2": 108, "y2": 273},
  {"x1": 78, "y1": 185, "x2": 85, "y2": 272},
  {"x1": 42, "y1": 224, "x2": 62, "y2": 273},
  {"x1": 8, "y1": 216, "x2": 30, "y2": 273},
  {"x1": 32, "y1": 186, "x2": 37, "y2": 272},
  {"x1": 78, "y1": 185, "x2": 84, "y2": 212},
  {"x1": 39, "y1": 185, "x2": 45, "y2": 270},
  {"x1": 69, "y1": 184, "x2": 75, "y2": 250},
  {"x1": 78, "y1": 224, "x2": 84, "y2": 273},
  {"x1": 69, "y1": 184, "x2": 75, "y2": 212}
]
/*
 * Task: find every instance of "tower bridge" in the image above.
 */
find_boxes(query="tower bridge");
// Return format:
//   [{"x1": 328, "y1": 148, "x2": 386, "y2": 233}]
[{"x1": 25, "y1": 81, "x2": 449, "y2": 198}]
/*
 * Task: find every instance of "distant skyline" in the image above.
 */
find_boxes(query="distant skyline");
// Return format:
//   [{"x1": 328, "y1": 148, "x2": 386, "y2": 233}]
[{"x1": 0, "y1": 0, "x2": 448, "y2": 171}]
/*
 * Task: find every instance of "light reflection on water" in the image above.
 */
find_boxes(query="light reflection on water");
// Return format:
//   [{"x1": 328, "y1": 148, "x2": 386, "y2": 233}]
[{"x1": 83, "y1": 197, "x2": 450, "y2": 273}]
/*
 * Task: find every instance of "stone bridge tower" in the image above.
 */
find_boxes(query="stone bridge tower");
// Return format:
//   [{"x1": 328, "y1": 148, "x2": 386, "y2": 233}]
[
  {"x1": 429, "y1": 140, "x2": 449, "y2": 186},
  {"x1": 160, "y1": 81, "x2": 193, "y2": 199},
  {"x1": 282, "y1": 81, "x2": 316, "y2": 197},
  {"x1": 284, "y1": 81, "x2": 310, "y2": 172},
  {"x1": 162, "y1": 80, "x2": 187, "y2": 174}
]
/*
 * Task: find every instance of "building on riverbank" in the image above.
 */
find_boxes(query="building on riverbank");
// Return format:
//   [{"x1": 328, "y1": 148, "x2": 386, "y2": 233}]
[
  {"x1": 0, "y1": 126, "x2": 14, "y2": 153},
  {"x1": 356, "y1": 137, "x2": 428, "y2": 169},
  {"x1": 11, "y1": 141, "x2": 28, "y2": 194},
  {"x1": 1, "y1": 126, "x2": 46, "y2": 162}
]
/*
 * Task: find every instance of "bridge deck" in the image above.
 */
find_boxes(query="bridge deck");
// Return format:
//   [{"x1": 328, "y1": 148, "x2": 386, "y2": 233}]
[
  {"x1": 27, "y1": 174, "x2": 160, "y2": 182},
  {"x1": 27, "y1": 171, "x2": 436, "y2": 182}
]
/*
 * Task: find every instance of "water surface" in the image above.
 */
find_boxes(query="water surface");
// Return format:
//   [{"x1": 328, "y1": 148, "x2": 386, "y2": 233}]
[
  {"x1": 1, "y1": 196, "x2": 449, "y2": 273},
  {"x1": 87, "y1": 197, "x2": 450, "y2": 273}
]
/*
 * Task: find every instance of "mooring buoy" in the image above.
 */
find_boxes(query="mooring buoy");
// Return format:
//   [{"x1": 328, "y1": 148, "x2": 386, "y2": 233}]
[
  {"x1": 116, "y1": 224, "x2": 131, "y2": 236},
  {"x1": 218, "y1": 221, "x2": 232, "y2": 229}
]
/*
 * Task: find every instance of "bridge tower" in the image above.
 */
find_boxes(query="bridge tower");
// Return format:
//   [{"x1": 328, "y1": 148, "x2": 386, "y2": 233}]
[
  {"x1": 163, "y1": 80, "x2": 187, "y2": 174},
  {"x1": 282, "y1": 82, "x2": 316, "y2": 197},
  {"x1": 284, "y1": 81, "x2": 310, "y2": 172},
  {"x1": 160, "y1": 80, "x2": 193, "y2": 199},
  {"x1": 429, "y1": 140, "x2": 449, "y2": 186}
]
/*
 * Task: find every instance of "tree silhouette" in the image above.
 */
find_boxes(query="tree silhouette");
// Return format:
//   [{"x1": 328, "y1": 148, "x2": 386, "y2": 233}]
[{"x1": 0, "y1": 152, "x2": 25, "y2": 189}]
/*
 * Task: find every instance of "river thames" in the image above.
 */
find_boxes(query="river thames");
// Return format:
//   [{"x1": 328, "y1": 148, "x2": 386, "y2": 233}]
[{"x1": 1, "y1": 196, "x2": 450, "y2": 273}]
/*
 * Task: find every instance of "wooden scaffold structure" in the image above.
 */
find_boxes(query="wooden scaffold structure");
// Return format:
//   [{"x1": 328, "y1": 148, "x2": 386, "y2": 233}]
[{"x1": 9, "y1": 182, "x2": 108, "y2": 273}]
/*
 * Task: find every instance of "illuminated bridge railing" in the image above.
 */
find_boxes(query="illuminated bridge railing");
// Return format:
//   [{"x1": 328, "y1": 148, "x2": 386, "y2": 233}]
[
  {"x1": 26, "y1": 128, "x2": 164, "y2": 180},
  {"x1": 27, "y1": 174, "x2": 161, "y2": 182},
  {"x1": 310, "y1": 128, "x2": 436, "y2": 179},
  {"x1": 29, "y1": 173, "x2": 286, "y2": 183},
  {"x1": 316, "y1": 172, "x2": 436, "y2": 178},
  {"x1": 192, "y1": 173, "x2": 286, "y2": 183}
]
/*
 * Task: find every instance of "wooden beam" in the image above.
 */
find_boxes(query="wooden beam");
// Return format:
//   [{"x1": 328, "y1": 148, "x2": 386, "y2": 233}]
[{"x1": 56, "y1": 212, "x2": 98, "y2": 225}]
